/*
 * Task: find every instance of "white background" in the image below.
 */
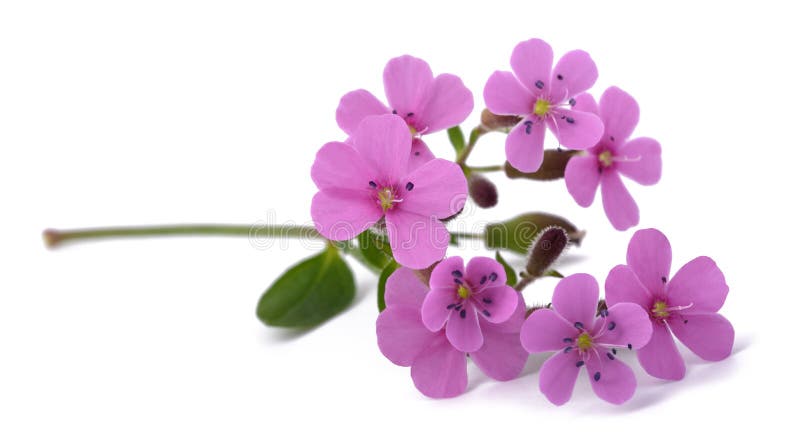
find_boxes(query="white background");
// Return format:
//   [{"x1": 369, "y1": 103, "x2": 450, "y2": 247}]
[{"x1": 1, "y1": 0, "x2": 796, "y2": 440}]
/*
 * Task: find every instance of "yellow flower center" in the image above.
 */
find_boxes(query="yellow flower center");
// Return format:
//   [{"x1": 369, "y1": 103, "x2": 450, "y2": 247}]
[
  {"x1": 652, "y1": 301, "x2": 670, "y2": 319},
  {"x1": 533, "y1": 98, "x2": 551, "y2": 117},
  {"x1": 408, "y1": 125, "x2": 418, "y2": 136},
  {"x1": 599, "y1": 150, "x2": 613, "y2": 168},
  {"x1": 377, "y1": 187, "x2": 396, "y2": 211},
  {"x1": 576, "y1": 332, "x2": 593, "y2": 351},
  {"x1": 457, "y1": 285, "x2": 470, "y2": 299}
]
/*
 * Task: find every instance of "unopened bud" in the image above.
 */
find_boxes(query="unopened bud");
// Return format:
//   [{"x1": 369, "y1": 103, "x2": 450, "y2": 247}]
[
  {"x1": 485, "y1": 212, "x2": 585, "y2": 255},
  {"x1": 468, "y1": 173, "x2": 498, "y2": 208},
  {"x1": 525, "y1": 226, "x2": 568, "y2": 278},
  {"x1": 504, "y1": 149, "x2": 579, "y2": 181},
  {"x1": 480, "y1": 109, "x2": 522, "y2": 131}
]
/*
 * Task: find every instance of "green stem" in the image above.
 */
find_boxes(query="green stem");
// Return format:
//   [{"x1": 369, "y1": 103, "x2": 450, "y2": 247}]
[
  {"x1": 455, "y1": 126, "x2": 487, "y2": 166},
  {"x1": 467, "y1": 164, "x2": 504, "y2": 173}
]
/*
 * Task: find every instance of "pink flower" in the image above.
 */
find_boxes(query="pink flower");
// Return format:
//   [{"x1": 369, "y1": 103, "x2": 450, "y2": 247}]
[
  {"x1": 377, "y1": 267, "x2": 528, "y2": 398},
  {"x1": 311, "y1": 114, "x2": 467, "y2": 269},
  {"x1": 336, "y1": 55, "x2": 474, "y2": 170},
  {"x1": 483, "y1": 38, "x2": 604, "y2": 173},
  {"x1": 565, "y1": 87, "x2": 662, "y2": 231},
  {"x1": 421, "y1": 256, "x2": 520, "y2": 352},
  {"x1": 605, "y1": 228, "x2": 734, "y2": 380},
  {"x1": 521, "y1": 273, "x2": 652, "y2": 405}
]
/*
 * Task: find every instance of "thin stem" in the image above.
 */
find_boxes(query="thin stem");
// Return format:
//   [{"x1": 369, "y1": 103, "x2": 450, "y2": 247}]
[
  {"x1": 467, "y1": 164, "x2": 504, "y2": 173},
  {"x1": 450, "y1": 231, "x2": 484, "y2": 240},
  {"x1": 455, "y1": 126, "x2": 488, "y2": 166}
]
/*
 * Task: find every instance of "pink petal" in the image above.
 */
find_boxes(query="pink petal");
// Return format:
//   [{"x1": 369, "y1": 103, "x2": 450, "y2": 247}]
[
  {"x1": 400, "y1": 158, "x2": 467, "y2": 219},
  {"x1": 520, "y1": 308, "x2": 576, "y2": 353},
  {"x1": 335, "y1": 89, "x2": 390, "y2": 135},
  {"x1": 604, "y1": 264, "x2": 653, "y2": 310},
  {"x1": 384, "y1": 267, "x2": 428, "y2": 309},
  {"x1": 538, "y1": 350, "x2": 581, "y2": 406},
  {"x1": 592, "y1": 302, "x2": 653, "y2": 349},
  {"x1": 473, "y1": 285, "x2": 518, "y2": 324},
  {"x1": 571, "y1": 92, "x2": 598, "y2": 115},
  {"x1": 510, "y1": 38, "x2": 554, "y2": 95},
  {"x1": 418, "y1": 73, "x2": 474, "y2": 133},
  {"x1": 485, "y1": 293, "x2": 526, "y2": 334},
  {"x1": 668, "y1": 313, "x2": 734, "y2": 361},
  {"x1": 601, "y1": 171, "x2": 639, "y2": 231},
  {"x1": 626, "y1": 228, "x2": 672, "y2": 297},
  {"x1": 311, "y1": 141, "x2": 373, "y2": 191},
  {"x1": 421, "y1": 288, "x2": 456, "y2": 332},
  {"x1": 549, "y1": 50, "x2": 598, "y2": 103},
  {"x1": 465, "y1": 256, "x2": 507, "y2": 286},
  {"x1": 385, "y1": 210, "x2": 449, "y2": 269},
  {"x1": 636, "y1": 322, "x2": 685, "y2": 380},
  {"x1": 598, "y1": 86, "x2": 639, "y2": 146},
  {"x1": 409, "y1": 138, "x2": 436, "y2": 171},
  {"x1": 667, "y1": 257, "x2": 729, "y2": 314},
  {"x1": 470, "y1": 324, "x2": 528, "y2": 381},
  {"x1": 483, "y1": 70, "x2": 535, "y2": 115},
  {"x1": 377, "y1": 306, "x2": 437, "y2": 366},
  {"x1": 584, "y1": 349, "x2": 637, "y2": 405},
  {"x1": 445, "y1": 302, "x2": 484, "y2": 352},
  {"x1": 311, "y1": 189, "x2": 382, "y2": 241},
  {"x1": 410, "y1": 334, "x2": 467, "y2": 399},
  {"x1": 429, "y1": 256, "x2": 465, "y2": 290},
  {"x1": 616, "y1": 137, "x2": 662, "y2": 185},
  {"x1": 505, "y1": 118, "x2": 545, "y2": 173},
  {"x1": 383, "y1": 55, "x2": 433, "y2": 116},
  {"x1": 564, "y1": 154, "x2": 600, "y2": 207},
  {"x1": 351, "y1": 114, "x2": 412, "y2": 183},
  {"x1": 551, "y1": 273, "x2": 599, "y2": 329},
  {"x1": 547, "y1": 108, "x2": 604, "y2": 150}
]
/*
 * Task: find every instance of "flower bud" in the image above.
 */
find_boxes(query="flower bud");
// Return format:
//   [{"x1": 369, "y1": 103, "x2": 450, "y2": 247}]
[
  {"x1": 480, "y1": 108, "x2": 522, "y2": 131},
  {"x1": 504, "y1": 149, "x2": 579, "y2": 181},
  {"x1": 525, "y1": 226, "x2": 568, "y2": 278},
  {"x1": 484, "y1": 212, "x2": 585, "y2": 255},
  {"x1": 468, "y1": 173, "x2": 498, "y2": 208}
]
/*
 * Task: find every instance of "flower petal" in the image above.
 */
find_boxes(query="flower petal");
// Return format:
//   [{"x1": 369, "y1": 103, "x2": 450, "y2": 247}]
[
  {"x1": 551, "y1": 273, "x2": 599, "y2": 329},
  {"x1": 626, "y1": 228, "x2": 672, "y2": 297},
  {"x1": 669, "y1": 313, "x2": 734, "y2": 361},
  {"x1": 418, "y1": 73, "x2": 473, "y2": 133},
  {"x1": 605, "y1": 264, "x2": 653, "y2": 310},
  {"x1": 385, "y1": 210, "x2": 449, "y2": 269},
  {"x1": 335, "y1": 89, "x2": 389, "y2": 135},
  {"x1": 485, "y1": 293, "x2": 526, "y2": 334},
  {"x1": 421, "y1": 288, "x2": 456, "y2": 332},
  {"x1": 549, "y1": 50, "x2": 598, "y2": 103},
  {"x1": 465, "y1": 256, "x2": 506, "y2": 286},
  {"x1": 636, "y1": 322, "x2": 685, "y2": 380},
  {"x1": 538, "y1": 350, "x2": 581, "y2": 406},
  {"x1": 385, "y1": 266, "x2": 428, "y2": 309},
  {"x1": 505, "y1": 118, "x2": 545, "y2": 173},
  {"x1": 311, "y1": 141, "x2": 373, "y2": 191},
  {"x1": 410, "y1": 334, "x2": 467, "y2": 399},
  {"x1": 667, "y1": 256, "x2": 729, "y2": 314},
  {"x1": 571, "y1": 92, "x2": 598, "y2": 115},
  {"x1": 510, "y1": 38, "x2": 554, "y2": 95},
  {"x1": 483, "y1": 70, "x2": 535, "y2": 115},
  {"x1": 565, "y1": 154, "x2": 600, "y2": 207},
  {"x1": 377, "y1": 305, "x2": 437, "y2": 366},
  {"x1": 445, "y1": 302, "x2": 484, "y2": 352},
  {"x1": 592, "y1": 302, "x2": 653, "y2": 349},
  {"x1": 616, "y1": 137, "x2": 662, "y2": 185},
  {"x1": 584, "y1": 349, "x2": 637, "y2": 405},
  {"x1": 473, "y1": 285, "x2": 518, "y2": 324},
  {"x1": 598, "y1": 86, "x2": 639, "y2": 146},
  {"x1": 471, "y1": 323, "x2": 528, "y2": 381},
  {"x1": 383, "y1": 55, "x2": 433, "y2": 116},
  {"x1": 520, "y1": 308, "x2": 576, "y2": 353},
  {"x1": 601, "y1": 171, "x2": 639, "y2": 231},
  {"x1": 311, "y1": 189, "x2": 381, "y2": 241},
  {"x1": 547, "y1": 108, "x2": 604, "y2": 150},
  {"x1": 408, "y1": 138, "x2": 436, "y2": 171},
  {"x1": 400, "y1": 158, "x2": 468, "y2": 218},
  {"x1": 429, "y1": 256, "x2": 465, "y2": 290},
  {"x1": 351, "y1": 114, "x2": 412, "y2": 183}
]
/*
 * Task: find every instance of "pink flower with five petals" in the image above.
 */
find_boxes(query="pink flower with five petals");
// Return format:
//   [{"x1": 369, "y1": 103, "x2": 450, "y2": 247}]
[
  {"x1": 377, "y1": 267, "x2": 528, "y2": 398},
  {"x1": 336, "y1": 55, "x2": 474, "y2": 170},
  {"x1": 565, "y1": 87, "x2": 662, "y2": 231},
  {"x1": 521, "y1": 273, "x2": 653, "y2": 405},
  {"x1": 605, "y1": 228, "x2": 734, "y2": 380},
  {"x1": 483, "y1": 38, "x2": 604, "y2": 173},
  {"x1": 310, "y1": 114, "x2": 467, "y2": 269},
  {"x1": 421, "y1": 256, "x2": 520, "y2": 352}
]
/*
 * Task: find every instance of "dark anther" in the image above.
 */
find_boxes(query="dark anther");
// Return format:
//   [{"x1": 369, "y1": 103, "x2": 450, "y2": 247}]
[
  {"x1": 607, "y1": 352, "x2": 615, "y2": 361},
  {"x1": 489, "y1": 272, "x2": 498, "y2": 281},
  {"x1": 524, "y1": 120, "x2": 533, "y2": 135},
  {"x1": 455, "y1": 305, "x2": 462, "y2": 311},
  {"x1": 480, "y1": 276, "x2": 487, "y2": 284},
  {"x1": 627, "y1": 343, "x2": 633, "y2": 350},
  {"x1": 661, "y1": 276, "x2": 667, "y2": 283},
  {"x1": 610, "y1": 136, "x2": 615, "y2": 141},
  {"x1": 574, "y1": 322, "x2": 584, "y2": 329},
  {"x1": 612, "y1": 348, "x2": 617, "y2": 355},
  {"x1": 684, "y1": 319, "x2": 689, "y2": 324},
  {"x1": 608, "y1": 321, "x2": 616, "y2": 331},
  {"x1": 535, "y1": 80, "x2": 544, "y2": 89},
  {"x1": 483, "y1": 298, "x2": 492, "y2": 304},
  {"x1": 594, "y1": 372, "x2": 601, "y2": 382},
  {"x1": 407, "y1": 112, "x2": 414, "y2": 117},
  {"x1": 452, "y1": 270, "x2": 463, "y2": 278},
  {"x1": 557, "y1": 74, "x2": 564, "y2": 80},
  {"x1": 446, "y1": 304, "x2": 456, "y2": 310},
  {"x1": 565, "y1": 117, "x2": 575, "y2": 124},
  {"x1": 599, "y1": 309, "x2": 609, "y2": 318},
  {"x1": 564, "y1": 346, "x2": 573, "y2": 353},
  {"x1": 569, "y1": 98, "x2": 576, "y2": 106},
  {"x1": 369, "y1": 181, "x2": 377, "y2": 188},
  {"x1": 576, "y1": 361, "x2": 585, "y2": 367},
  {"x1": 459, "y1": 309, "x2": 467, "y2": 319},
  {"x1": 392, "y1": 109, "x2": 398, "y2": 114},
  {"x1": 482, "y1": 309, "x2": 491, "y2": 317},
  {"x1": 563, "y1": 337, "x2": 574, "y2": 343},
  {"x1": 406, "y1": 182, "x2": 414, "y2": 191},
  {"x1": 414, "y1": 152, "x2": 420, "y2": 156},
  {"x1": 598, "y1": 166, "x2": 602, "y2": 174},
  {"x1": 454, "y1": 278, "x2": 463, "y2": 285}
]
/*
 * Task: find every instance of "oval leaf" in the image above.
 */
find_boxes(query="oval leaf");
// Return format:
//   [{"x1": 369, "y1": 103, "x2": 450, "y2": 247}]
[{"x1": 447, "y1": 126, "x2": 465, "y2": 154}]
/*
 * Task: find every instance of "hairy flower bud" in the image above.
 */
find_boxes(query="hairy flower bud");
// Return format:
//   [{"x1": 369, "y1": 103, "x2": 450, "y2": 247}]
[
  {"x1": 525, "y1": 226, "x2": 569, "y2": 278},
  {"x1": 468, "y1": 173, "x2": 498, "y2": 208},
  {"x1": 485, "y1": 212, "x2": 585, "y2": 255},
  {"x1": 480, "y1": 108, "x2": 522, "y2": 131},
  {"x1": 504, "y1": 149, "x2": 579, "y2": 181}
]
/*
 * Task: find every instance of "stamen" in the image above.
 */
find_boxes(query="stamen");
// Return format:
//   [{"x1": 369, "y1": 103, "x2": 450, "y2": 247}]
[
  {"x1": 594, "y1": 372, "x2": 601, "y2": 381},
  {"x1": 480, "y1": 276, "x2": 487, "y2": 285},
  {"x1": 535, "y1": 80, "x2": 545, "y2": 89},
  {"x1": 565, "y1": 116, "x2": 575, "y2": 124},
  {"x1": 574, "y1": 322, "x2": 584, "y2": 329},
  {"x1": 575, "y1": 361, "x2": 584, "y2": 367},
  {"x1": 612, "y1": 348, "x2": 617, "y2": 355},
  {"x1": 405, "y1": 182, "x2": 414, "y2": 191},
  {"x1": 446, "y1": 304, "x2": 456, "y2": 310},
  {"x1": 607, "y1": 352, "x2": 615, "y2": 360},
  {"x1": 454, "y1": 278, "x2": 463, "y2": 285},
  {"x1": 489, "y1": 272, "x2": 498, "y2": 282},
  {"x1": 459, "y1": 309, "x2": 467, "y2": 319},
  {"x1": 392, "y1": 109, "x2": 397, "y2": 114},
  {"x1": 482, "y1": 298, "x2": 492, "y2": 304},
  {"x1": 563, "y1": 337, "x2": 574, "y2": 343},
  {"x1": 661, "y1": 276, "x2": 667, "y2": 283},
  {"x1": 368, "y1": 181, "x2": 377, "y2": 188},
  {"x1": 568, "y1": 98, "x2": 576, "y2": 106},
  {"x1": 608, "y1": 321, "x2": 616, "y2": 331},
  {"x1": 406, "y1": 112, "x2": 414, "y2": 117},
  {"x1": 599, "y1": 309, "x2": 608, "y2": 318},
  {"x1": 451, "y1": 270, "x2": 463, "y2": 278},
  {"x1": 482, "y1": 310, "x2": 491, "y2": 317},
  {"x1": 556, "y1": 74, "x2": 563, "y2": 80},
  {"x1": 524, "y1": 120, "x2": 533, "y2": 134},
  {"x1": 564, "y1": 346, "x2": 573, "y2": 353},
  {"x1": 627, "y1": 343, "x2": 632, "y2": 350}
]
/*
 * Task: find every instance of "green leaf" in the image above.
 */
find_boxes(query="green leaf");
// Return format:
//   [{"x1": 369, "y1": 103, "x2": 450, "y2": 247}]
[
  {"x1": 495, "y1": 251, "x2": 517, "y2": 287},
  {"x1": 447, "y1": 126, "x2": 465, "y2": 154},
  {"x1": 256, "y1": 245, "x2": 355, "y2": 328},
  {"x1": 545, "y1": 269, "x2": 565, "y2": 279},
  {"x1": 377, "y1": 260, "x2": 400, "y2": 312},
  {"x1": 348, "y1": 230, "x2": 392, "y2": 273}
]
